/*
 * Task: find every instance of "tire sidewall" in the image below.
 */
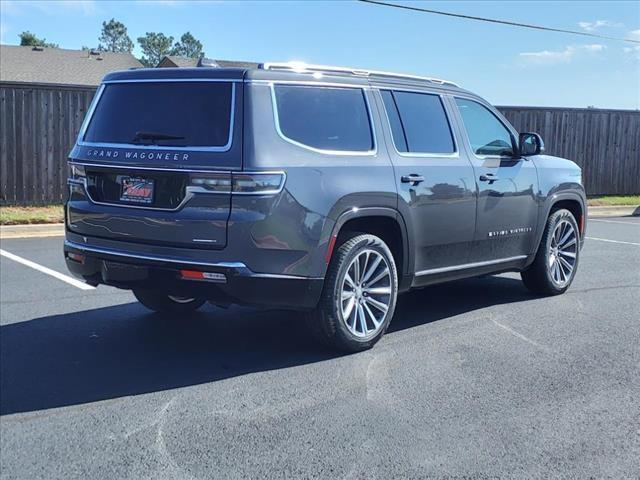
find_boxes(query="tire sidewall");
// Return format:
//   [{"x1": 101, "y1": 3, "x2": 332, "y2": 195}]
[{"x1": 327, "y1": 235, "x2": 398, "y2": 348}]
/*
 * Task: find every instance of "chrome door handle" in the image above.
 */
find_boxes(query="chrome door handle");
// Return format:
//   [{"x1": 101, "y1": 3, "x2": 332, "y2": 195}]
[
  {"x1": 401, "y1": 174, "x2": 425, "y2": 185},
  {"x1": 479, "y1": 173, "x2": 499, "y2": 183}
]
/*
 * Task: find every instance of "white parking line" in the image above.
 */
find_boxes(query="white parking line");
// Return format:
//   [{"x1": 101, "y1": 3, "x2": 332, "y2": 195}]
[
  {"x1": 586, "y1": 237, "x2": 640, "y2": 246},
  {"x1": 589, "y1": 219, "x2": 639, "y2": 226},
  {"x1": 0, "y1": 248, "x2": 95, "y2": 290}
]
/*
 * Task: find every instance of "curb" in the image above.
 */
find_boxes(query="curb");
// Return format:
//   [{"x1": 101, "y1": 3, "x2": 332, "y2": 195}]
[
  {"x1": 0, "y1": 205, "x2": 637, "y2": 239},
  {"x1": 588, "y1": 205, "x2": 640, "y2": 218},
  {"x1": 0, "y1": 223, "x2": 65, "y2": 239}
]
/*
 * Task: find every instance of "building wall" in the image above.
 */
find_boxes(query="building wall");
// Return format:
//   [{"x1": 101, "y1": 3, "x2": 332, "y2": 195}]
[{"x1": 1, "y1": 82, "x2": 638, "y2": 204}]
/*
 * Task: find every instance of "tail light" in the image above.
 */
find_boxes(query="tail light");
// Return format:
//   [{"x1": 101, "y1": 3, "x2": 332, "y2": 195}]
[
  {"x1": 189, "y1": 172, "x2": 285, "y2": 195},
  {"x1": 69, "y1": 164, "x2": 86, "y2": 182}
]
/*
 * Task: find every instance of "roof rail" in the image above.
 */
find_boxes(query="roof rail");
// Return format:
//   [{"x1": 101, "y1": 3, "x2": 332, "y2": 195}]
[{"x1": 262, "y1": 61, "x2": 459, "y2": 87}]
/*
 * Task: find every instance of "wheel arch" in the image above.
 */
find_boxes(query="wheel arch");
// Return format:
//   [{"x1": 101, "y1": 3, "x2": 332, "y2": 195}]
[
  {"x1": 530, "y1": 192, "x2": 586, "y2": 265},
  {"x1": 328, "y1": 208, "x2": 413, "y2": 291}
]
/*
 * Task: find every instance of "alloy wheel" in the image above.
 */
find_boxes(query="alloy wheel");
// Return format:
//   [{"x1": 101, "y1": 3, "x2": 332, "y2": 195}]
[
  {"x1": 340, "y1": 249, "x2": 392, "y2": 338},
  {"x1": 548, "y1": 219, "x2": 577, "y2": 287}
]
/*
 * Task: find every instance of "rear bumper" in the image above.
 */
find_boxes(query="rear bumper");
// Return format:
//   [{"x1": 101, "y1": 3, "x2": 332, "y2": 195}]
[{"x1": 64, "y1": 239, "x2": 323, "y2": 310}]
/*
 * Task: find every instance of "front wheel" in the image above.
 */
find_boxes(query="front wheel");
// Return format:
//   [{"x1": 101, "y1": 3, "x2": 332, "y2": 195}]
[
  {"x1": 133, "y1": 289, "x2": 206, "y2": 313},
  {"x1": 307, "y1": 233, "x2": 398, "y2": 352},
  {"x1": 521, "y1": 208, "x2": 580, "y2": 295}
]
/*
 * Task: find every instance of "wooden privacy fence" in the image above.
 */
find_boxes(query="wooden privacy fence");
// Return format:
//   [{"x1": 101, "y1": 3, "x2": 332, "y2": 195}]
[
  {"x1": 498, "y1": 106, "x2": 640, "y2": 196},
  {"x1": 0, "y1": 82, "x2": 639, "y2": 204},
  {"x1": 0, "y1": 83, "x2": 95, "y2": 205}
]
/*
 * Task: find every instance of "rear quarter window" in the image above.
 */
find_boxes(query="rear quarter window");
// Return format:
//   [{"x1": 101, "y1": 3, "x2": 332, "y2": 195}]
[
  {"x1": 83, "y1": 81, "x2": 234, "y2": 148},
  {"x1": 273, "y1": 85, "x2": 374, "y2": 152}
]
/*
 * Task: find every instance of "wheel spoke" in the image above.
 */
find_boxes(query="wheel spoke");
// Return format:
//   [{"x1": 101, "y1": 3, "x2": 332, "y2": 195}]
[
  {"x1": 363, "y1": 301, "x2": 380, "y2": 328},
  {"x1": 365, "y1": 296, "x2": 388, "y2": 313},
  {"x1": 552, "y1": 261, "x2": 561, "y2": 283},
  {"x1": 344, "y1": 273, "x2": 356, "y2": 289},
  {"x1": 343, "y1": 296, "x2": 356, "y2": 320},
  {"x1": 558, "y1": 226, "x2": 574, "y2": 247},
  {"x1": 357, "y1": 304, "x2": 368, "y2": 335},
  {"x1": 558, "y1": 250, "x2": 576, "y2": 259},
  {"x1": 558, "y1": 256, "x2": 574, "y2": 275},
  {"x1": 342, "y1": 290, "x2": 355, "y2": 300},
  {"x1": 361, "y1": 255, "x2": 382, "y2": 285},
  {"x1": 364, "y1": 286, "x2": 391, "y2": 295},
  {"x1": 562, "y1": 238, "x2": 577, "y2": 249},
  {"x1": 353, "y1": 255, "x2": 361, "y2": 284},
  {"x1": 366, "y1": 267, "x2": 390, "y2": 288}
]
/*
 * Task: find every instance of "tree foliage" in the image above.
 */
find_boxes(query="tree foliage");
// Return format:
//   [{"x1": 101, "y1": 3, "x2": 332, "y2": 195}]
[
  {"x1": 171, "y1": 32, "x2": 204, "y2": 59},
  {"x1": 19, "y1": 31, "x2": 58, "y2": 48},
  {"x1": 98, "y1": 18, "x2": 134, "y2": 53},
  {"x1": 137, "y1": 32, "x2": 174, "y2": 67}
]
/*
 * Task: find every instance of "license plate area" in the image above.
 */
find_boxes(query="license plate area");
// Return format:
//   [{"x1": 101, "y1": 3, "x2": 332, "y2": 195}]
[{"x1": 120, "y1": 176, "x2": 155, "y2": 204}]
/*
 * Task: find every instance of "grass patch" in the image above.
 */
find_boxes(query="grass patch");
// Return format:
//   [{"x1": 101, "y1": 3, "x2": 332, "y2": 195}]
[
  {"x1": 0, "y1": 205, "x2": 64, "y2": 225},
  {"x1": 587, "y1": 196, "x2": 640, "y2": 207}
]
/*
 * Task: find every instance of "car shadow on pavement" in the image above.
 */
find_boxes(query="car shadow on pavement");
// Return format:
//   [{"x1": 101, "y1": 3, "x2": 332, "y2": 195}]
[{"x1": 1, "y1": 275, "x2": 535, "y2": 415}]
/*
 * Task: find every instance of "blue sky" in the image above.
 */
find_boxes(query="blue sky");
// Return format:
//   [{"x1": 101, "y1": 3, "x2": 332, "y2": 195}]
[{"x1": 1, "y1": 0, "x2": 639, "y2": 108}]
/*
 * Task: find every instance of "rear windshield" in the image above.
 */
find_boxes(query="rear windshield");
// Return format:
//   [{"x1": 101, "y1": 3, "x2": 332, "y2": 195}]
[
  {"x1": 83, "y1": 81, "x2": 233, "y2": 148},
  {"x1": 274, "y1": 85, "x2": 373, "y2": 152}
]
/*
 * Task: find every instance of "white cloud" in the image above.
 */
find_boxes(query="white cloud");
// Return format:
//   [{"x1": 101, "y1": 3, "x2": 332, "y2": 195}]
[
  {"x1": 518, "y1": 44, "x2": 606, "y2": 66},
  {"x1": 623, "y1": 45, "x2": 640, "y2": 60},
  {"x1": 578, "y1": 20, "x2": 621, "y2": 32},
  {"x1": 628, "y1": 29, "x2": 640, "y2": 41}
]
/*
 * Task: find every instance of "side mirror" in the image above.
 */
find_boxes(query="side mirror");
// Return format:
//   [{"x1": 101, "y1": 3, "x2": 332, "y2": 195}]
[{"x1": 519, "y1": 132, "x2": 544, "y2": 156}]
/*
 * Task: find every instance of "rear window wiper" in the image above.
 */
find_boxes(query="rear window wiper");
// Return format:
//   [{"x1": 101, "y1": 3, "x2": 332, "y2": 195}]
[{"x1": 132, "y1": 131, "x2": 186, "y2": 144}]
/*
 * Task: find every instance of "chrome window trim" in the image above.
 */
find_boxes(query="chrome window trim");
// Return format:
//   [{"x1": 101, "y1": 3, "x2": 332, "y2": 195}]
[
  {"x1": 103, "y1": 78, "x2": 243, "y2": 84},
  {"x1": 376, "y1": 88, "x2": 459, "y2": 159},
  {"x1": 453, "y1": 95, "x2": 519, "y2": 161},
  {"x1": 77, "y1": 81, "x2": 236, "y2": 153},
  {"x1": 269, "y1": 82, "x2": 377, "y2": 156},
  {"x1": 415, "y1": 255, "x2": 527, "y2": 277}
]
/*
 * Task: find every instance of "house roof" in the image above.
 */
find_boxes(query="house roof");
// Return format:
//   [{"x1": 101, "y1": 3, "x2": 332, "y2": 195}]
[
  {"x1": 0, "y1": 44, "x2": 143, "y2": 87},
  {"x1": 157, "y1": 55, "x2": 260, "y2": 69}
]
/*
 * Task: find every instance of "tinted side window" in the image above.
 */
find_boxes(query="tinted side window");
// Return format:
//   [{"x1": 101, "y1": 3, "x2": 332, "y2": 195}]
[
  {"x1": 387, "y1": 91, "x2": 455, "y2": 154},
  {"x1": 455, "y1": 98, "x2": 514, "y2": 156},
  {"x1": 84, "y1": 82, "x2": 233, "y2": 147},
  {"x1": 274, "y1": 85, "x2": 373, "y2": 152},
  {"x1": 380, "y1": 90, "x2": 408, "y2": 152}
]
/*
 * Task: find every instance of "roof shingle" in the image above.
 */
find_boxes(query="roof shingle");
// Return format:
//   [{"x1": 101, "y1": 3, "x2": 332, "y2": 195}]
[{"x1": 0, "y1": 45, "x2": 143, "y2": 86}]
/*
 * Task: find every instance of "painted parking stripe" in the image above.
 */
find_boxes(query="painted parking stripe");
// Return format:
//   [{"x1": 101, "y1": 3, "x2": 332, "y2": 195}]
[
  {"x1": 0, "y1": 248, "x2": 95, "y2": 290},
  {"x1": 589, "y1": 219, "x2": 640, "y2": 226},
  {"x1": 585, "y1": 237, "x2": 640, "y2": 246}
]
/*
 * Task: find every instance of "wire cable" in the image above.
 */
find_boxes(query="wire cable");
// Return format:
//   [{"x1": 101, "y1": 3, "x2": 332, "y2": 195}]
[{"x1": 358, "y1": 0, "x2": 640, "y2": 44}]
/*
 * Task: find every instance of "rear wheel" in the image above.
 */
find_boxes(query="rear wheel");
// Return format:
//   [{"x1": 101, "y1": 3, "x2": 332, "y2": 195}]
[
  {"x1": 521, "y1": 208, "x2": 580, "y2": 295},
  {"x1": 133, "y1": 289, "x2": 206, "y2": 313},
  {"x1": 307, "y1": 233, "x2": 398, "y2": 352}
]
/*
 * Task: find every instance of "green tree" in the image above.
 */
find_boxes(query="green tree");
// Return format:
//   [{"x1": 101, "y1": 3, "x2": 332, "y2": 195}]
[
  {"x1": 19, "y1": 31, "x2": 58, "y2": 48},
  {"x1": 98, "y1": 18, "x2": 134, "y2": 53},
  {"x1": 137, "y1": 32, "x2": 174, "y2": 67},
  {"x1": 171, "y1": 31, "x2": 204, "y2": 59}
]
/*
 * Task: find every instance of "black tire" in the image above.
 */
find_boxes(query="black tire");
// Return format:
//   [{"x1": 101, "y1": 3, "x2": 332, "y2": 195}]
[
  {"x1": 521, "y1": 208, "x2": 580, "y2": 295},
  {"x1": 133, "y1": 289, "x2": 206, "y2": 313},
  {"x1": 306, "y1": 233, "x2": 398, "y2": 352}
]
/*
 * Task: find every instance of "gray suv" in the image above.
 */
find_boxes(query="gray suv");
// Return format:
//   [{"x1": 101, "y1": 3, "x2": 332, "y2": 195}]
[{"x1": 64, "y1": 62, "x2": 586, "y2": 352}]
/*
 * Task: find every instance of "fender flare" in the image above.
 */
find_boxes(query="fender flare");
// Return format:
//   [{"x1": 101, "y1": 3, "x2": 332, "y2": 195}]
[
  {"x1": 532, "y1": 191, "x2": 587, "y2": 259},
  {"x1": 328, "y1": 207, "x2": 413, "y2": 280}
]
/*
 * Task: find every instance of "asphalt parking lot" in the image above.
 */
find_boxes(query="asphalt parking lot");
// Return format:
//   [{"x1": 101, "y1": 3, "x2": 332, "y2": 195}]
[{"x1": 1, "y1": 217, "x2": 639, "y2": 479}]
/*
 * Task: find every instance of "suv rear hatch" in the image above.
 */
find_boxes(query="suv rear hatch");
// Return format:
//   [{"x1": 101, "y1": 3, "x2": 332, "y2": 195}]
[{"x1": 67, "y1": 69, "x2": 243, "y2": 250}]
